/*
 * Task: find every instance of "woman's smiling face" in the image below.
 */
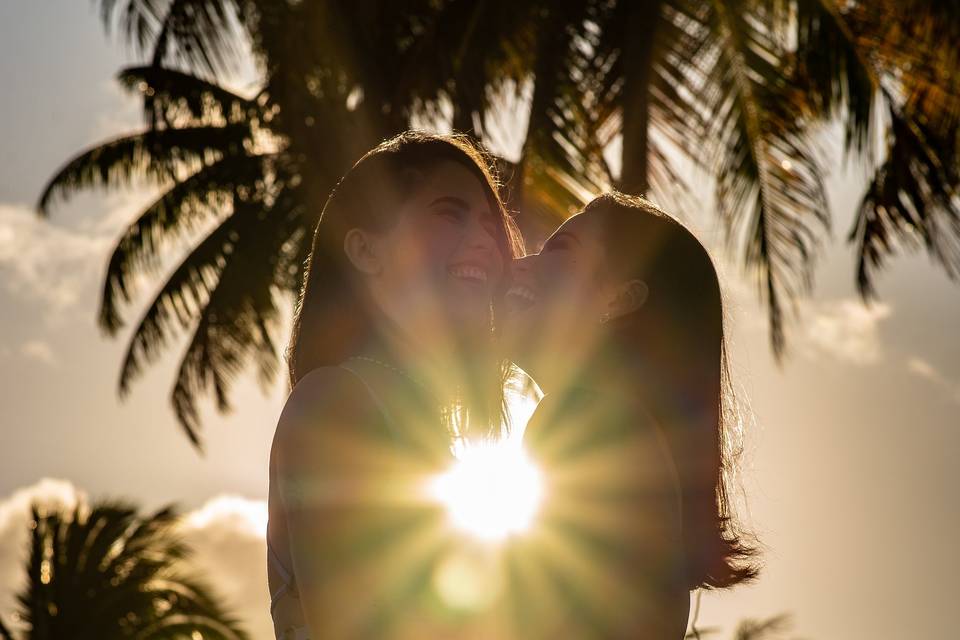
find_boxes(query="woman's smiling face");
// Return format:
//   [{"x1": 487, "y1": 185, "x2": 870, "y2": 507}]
[
  {"x1": 355, "y1": 160, "x2": 506, "y2": 341},
  {"x1": 502, "y1": 212, "x2": 619, "y2": 383}
]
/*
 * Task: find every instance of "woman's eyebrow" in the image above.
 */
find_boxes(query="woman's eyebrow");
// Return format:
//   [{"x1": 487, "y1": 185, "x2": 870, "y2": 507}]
[{"x1": 428, "y1": 195, "x2": 470, "y2": 209}]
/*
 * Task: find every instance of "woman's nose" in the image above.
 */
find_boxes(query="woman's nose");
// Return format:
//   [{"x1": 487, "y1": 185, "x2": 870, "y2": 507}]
[
  {"x1": 512, "y1": 254, "x2": 536, "y2": 272},
  {"x1": 510, "y1": 254, "x2": 537, "y2": 281},
  {"x1": 466, "y1": 217, "x2": 498, "y2": 254}
]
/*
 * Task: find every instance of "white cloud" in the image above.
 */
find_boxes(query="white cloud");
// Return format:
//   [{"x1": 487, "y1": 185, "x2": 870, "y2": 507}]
[
  {"x1": 0, "y1": 192, "x2": 156, "y2": 322},
  {"x1": 176, "y1": 495, "x2": 272, "y2": 640},
  {"x1": 800, "y1": 299, "x2": 892, "y2": 365},
  {"x1": 907, "y1": 357, "x2": 938, "y2": 380},
  {"x1": 0, "y1": 478, "x2": 84, "y2": 534},
  {"x1": 0, "y1": 481, "x2": 271, "y2": 640},
  {"x1": 715, "y1": 264, "x2": 899, "y2": 369},
  {"x1": 181, "y1": 494, "x2": 268, "y2": 538},
  {"x1": 0, "y1": 204, "x2": 108, "y2": 310},
  {"x1": 907, "y1": 357, "x2": 960, "y2": 404},
  {"x1": 19, "y1": 340, "x2": 56, "y2": 366}
]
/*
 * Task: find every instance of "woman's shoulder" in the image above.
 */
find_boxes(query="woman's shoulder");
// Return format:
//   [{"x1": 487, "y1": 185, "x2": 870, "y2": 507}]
[
  {"x1": 273, "y1": 366, "x2": 384, "y2": 452},
  {"x1": 270, "y1": 367, "x2": 391, "y2": 513},
  {"x1": 286, "y1": 365, "x2": 376, "y2": 414}
]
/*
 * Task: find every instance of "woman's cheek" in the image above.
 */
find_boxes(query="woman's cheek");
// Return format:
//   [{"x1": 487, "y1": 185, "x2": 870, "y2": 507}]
[
  {"x1": 395, "y1": 232, "x2": 444, "y2": 275},
  {"x1": 417, "y1": 221, "x2": 459, "y2": 258}
]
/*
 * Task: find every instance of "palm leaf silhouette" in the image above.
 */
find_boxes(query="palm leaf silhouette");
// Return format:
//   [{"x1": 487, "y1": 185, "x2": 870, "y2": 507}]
[
  {"x1": 733, "y1": 612, "x2": 794, "y2": 640},
  {"x1": 98, "y1": 0, "x2": 245, "y2": 78},
  {"x1": 2, "y1": 500, "x2": 248, "y2": 639},
  {"x1": 38, "y1": 125, "x2": 250, "y2": 213}
]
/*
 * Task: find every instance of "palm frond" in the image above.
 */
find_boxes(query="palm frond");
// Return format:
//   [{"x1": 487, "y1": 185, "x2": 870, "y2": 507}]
[
  {"x1": 113, "y1": 192, "x2": 265, "y2": 389},
  {"x1": 587, "y1": 1, "x2": 703, "y2": 212},
  {"x1": 513, "y1": 2, "x2": 613, "y2": 237},
  {"x1": 11, "y1": 499, "x2": 248, "y2": 639},
  {"x1": 647, "y1": 135, "x2": 696, "y2": 217},
  {"x1": 626, "y1": 0, "x2": 713, "y2": 169},
  {"x1": 432, "y1": 0, "x2": 537, "y2": 135},
  {"x1": 136, "y1": 573, "x2": 250, "y2": 639},
  {"x1": 733, "y1": 612, "x2": 793, "y2": 640},
  {"x1": 98, "y1": 0, "x2": 168, "y2": 52},
  {"x1": 589, "y1": 1, "x2": 701, "y2": 210},
  {"x1": 684, "y1": 622, "x2": 722, "y2": 639},
  {"x1": 151, "y1": 0, "x2": 244, "y2": 76},
  {"x1": 117, "y1": 65, "x2": 261, "y2": 128},
  {"x1": 168, "y1": 195, "x2": 304, "y2": 448},
  {"x1": 850, "y1": 107, "x2": 960, "y2": 297},
  {"x1": 0, "y1": 615, "x2": 13, "y2": 640},
  {"x1": 694, "y1": 1, "x2": 830, "y2": 358},
  {"x1": 305, "y1": 1, "x2": 536, "y2": 137},
  {"x1": 846, "y1": 0, "x2": 960, "y2": 130},
  {"x1": 97, "y1": 0, "x2": 244, "y2": 78},
  {"x1": 37, "y1": 124, "x2": 252, "y2": 214},
  {"x1": 110, "y1": 179, "x2": 303, "y2": 446},
  {"x1": 787, "y1": 0, "x2": 878, "y2": 157},
  {"x1": 99, "y1": 152, "x2": 271, "y2": 334},
  {"x1": 799, "y1": 1, "x2": 960, "y2": 296}
]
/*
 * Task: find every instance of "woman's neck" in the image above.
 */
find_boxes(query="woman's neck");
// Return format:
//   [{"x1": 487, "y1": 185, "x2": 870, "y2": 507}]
[
  {"x1": 535, "y1": 345, "x2": 642, "y2": 404},
  {"x1": 358, "y1": 317, "x2": 467, "y2": 403}
]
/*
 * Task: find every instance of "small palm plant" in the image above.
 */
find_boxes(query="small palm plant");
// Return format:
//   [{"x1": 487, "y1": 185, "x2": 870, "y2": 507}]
[
  {"x1": 687, "y1": 611, "x2": 797, "y2": 640},
  {"x1": 0, "y1": 500, "x2": 248, "y2": 640},
  {"x1": 731, "y1": 614, "x2": 795, "y2": 639}
]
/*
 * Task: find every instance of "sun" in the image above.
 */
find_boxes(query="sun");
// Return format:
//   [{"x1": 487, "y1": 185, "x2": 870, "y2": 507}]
[{"x1": 427, "y1": 439, "x2": 544, "y2": 541}]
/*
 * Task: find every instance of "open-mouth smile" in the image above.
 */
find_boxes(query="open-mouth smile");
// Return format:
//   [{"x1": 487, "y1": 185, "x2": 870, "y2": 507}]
[
  {"x1": 505, "y1": 284, "x2": 538, "y2": 311},
  {"x1": 448, "y1": 263, "x2": 490, "y2": 286}
]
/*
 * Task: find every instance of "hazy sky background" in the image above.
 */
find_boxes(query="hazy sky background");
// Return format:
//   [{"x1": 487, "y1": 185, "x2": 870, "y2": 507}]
[{"x1": 1, "y1": 2, "x2": 958, "y2": 639}]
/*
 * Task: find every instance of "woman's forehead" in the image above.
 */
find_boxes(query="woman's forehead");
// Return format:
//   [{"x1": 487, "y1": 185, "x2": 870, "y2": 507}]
[
  {"x1": 415, "y1": 160, "x2": 492, "y2": 210},
  {"x1": 552, "y1": 211, "x2": 603, "y2": 245}
]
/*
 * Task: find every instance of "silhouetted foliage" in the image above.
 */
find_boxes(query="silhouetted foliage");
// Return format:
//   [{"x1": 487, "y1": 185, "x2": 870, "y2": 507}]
[
  {"x1": 0, "y1": 499, "x2": 248, "y2": 640},
  {"x1": 38, "y1": 0, "x2": 960, "y2": 443},
  {"x1": 686, "y1": 610, "x2": 797, "y2": 639}
]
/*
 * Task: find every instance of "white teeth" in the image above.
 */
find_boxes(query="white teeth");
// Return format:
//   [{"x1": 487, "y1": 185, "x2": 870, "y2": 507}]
[
  {"x1": 506, "y1": 285, "x2": 537, "y2": 303},
  {"x1": 449, "y1": 265, "x2": 489, "y2": 283}
]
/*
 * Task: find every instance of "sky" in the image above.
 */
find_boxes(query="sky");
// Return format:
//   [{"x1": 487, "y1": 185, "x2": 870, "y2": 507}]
[{"x1": 0, "y1": 2, "x2": 958, "y2": 639}]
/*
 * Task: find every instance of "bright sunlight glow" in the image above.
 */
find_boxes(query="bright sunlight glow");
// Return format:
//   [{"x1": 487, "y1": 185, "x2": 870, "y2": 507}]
[{"x1": 427, "y1": 439, "x2": 544, "y2": 542}]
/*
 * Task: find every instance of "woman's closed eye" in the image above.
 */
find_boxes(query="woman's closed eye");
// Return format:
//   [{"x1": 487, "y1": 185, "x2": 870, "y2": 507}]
[
  {"x1": 435, "y1": 207, "x2": 466, "y2": 222},
  {"x1": 543, "y1": 238, "x2": 571, "y2": 252},
  {"x1": 541, "y1": 231, "x2": 580, "y2": 253}
]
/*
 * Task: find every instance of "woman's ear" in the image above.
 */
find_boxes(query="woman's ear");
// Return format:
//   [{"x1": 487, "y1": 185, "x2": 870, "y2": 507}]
[
  {"x1": 607, "y1": 279, "x2": 649, "y2": 319},
  {"x1": 343, "y1": 228, "x2": 382, "y2": 275}
]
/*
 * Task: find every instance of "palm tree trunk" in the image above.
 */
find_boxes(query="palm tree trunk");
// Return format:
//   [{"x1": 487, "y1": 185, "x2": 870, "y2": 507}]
[
  {"x1": 618, "y1": 0, "x2": 663, "y2": 195},
  {"x1": 509, "y1": 5, "x2": 570, "y2": 239}
]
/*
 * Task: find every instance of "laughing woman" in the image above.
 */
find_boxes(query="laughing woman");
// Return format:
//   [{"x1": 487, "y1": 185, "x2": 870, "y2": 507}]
[
  {"x1": 267, "y1": 132, "x2": 522, "y2": 639},
  {"x1": 503, "y1": 192, "x2": 759, "y2": 638}
]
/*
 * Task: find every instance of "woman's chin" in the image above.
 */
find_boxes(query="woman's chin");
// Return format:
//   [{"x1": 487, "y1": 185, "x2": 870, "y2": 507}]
[
  {"x1": 501, "y1": 307, "x2": 538, "y2": 358},
  {"x1": 438, "y1": 297, "x2": 495, "y2": 340}
]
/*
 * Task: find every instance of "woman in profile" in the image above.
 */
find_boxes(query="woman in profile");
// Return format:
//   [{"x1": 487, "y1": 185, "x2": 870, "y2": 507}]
[
  {"x1": 267, "y1": 131, "x2": 522, "y2": 639},
  {"x1": 502, "y1": 192, "x2": 759, "y2": 638}
]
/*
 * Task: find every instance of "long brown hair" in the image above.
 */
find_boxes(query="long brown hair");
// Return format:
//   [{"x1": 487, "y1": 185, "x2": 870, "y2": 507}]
[
  {"x1": 584, "y1": 191, "x2": 759, "y2": 590},
  {"x1": 286, "y1": 130, "x2": 523, "y2": 435}
]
